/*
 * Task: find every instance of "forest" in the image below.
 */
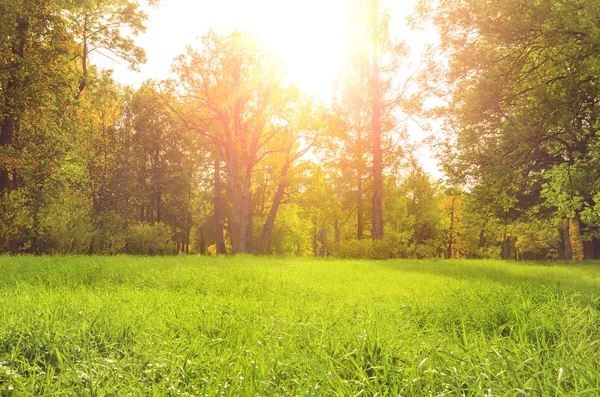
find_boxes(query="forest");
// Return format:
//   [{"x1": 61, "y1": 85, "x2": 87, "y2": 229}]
[{"x1": 1, "y1": 0, "x2": 600, "y2": 260}]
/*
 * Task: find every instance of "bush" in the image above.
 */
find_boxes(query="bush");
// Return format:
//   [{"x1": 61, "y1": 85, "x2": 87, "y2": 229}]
[
  {"x1": 38, "y1": 193, "x2": 95, "y2": 254},
  {"x1": 93, "y1": 211, "x2": 126, "y2": 254},
  {"x1": 338, "y1": 239, "x2": 373, "y2": 259},
  {"x1": 413, "y1": 242, "x2": 439, "y2": 259},
  {"x1": 125, "y1": 222, "x2": 173, "y2": 255},
  {"x1": 372, "y1": 239, "x2": 395, "y2": 260},
  {"x1": 0, "y1": 190, "x2": 35, "y2": 253}
]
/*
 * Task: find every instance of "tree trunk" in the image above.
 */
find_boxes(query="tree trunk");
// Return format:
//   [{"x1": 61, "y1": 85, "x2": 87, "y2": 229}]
[
  {"x1": 156, "y1": 191, "x2": 162, "y2": 223},
  {"x1": 593, "y1": 234, "x2": 600, "y2": 259},
  {"x1": 154, "y1": 147, "x2": 161, "y2": 223},
  {"x1": 213, "y1": 158, "x2": 226, "y2": 254},
  {"x1": 257, "y1": 161, "x2": 291, "y2": 254},
  {"x1": 0, "y1": 118, "x2": 16, "y2": 192},
  {"x1": 501, "y1": 233, "x2": 512, "y2": 259},
  {"x1": 371, "y1": 0, "x2": 384, "y2": 240},
  {"x1": 236, "y1": 171, "x2": 252, "y2": 253},
  {"x1": 319, "y1": 228, "x2": 327, "y2": 257},
  {"x1": 446, "y1": 196, "x2": 455, "y2": 259},
  {"x1": 227, "y1": 57, "x2": 253, "y2": 254},
  {"x1": 229, "y1": 178, "x2": 242, "y2": 252},
  {"x1": 568, "y1": 217, "x2": 584, "y2": 261},
  {"x1": 334, "y1": 219, "x2": 340, "y2": 253},
  {"x1": 199, "y1": 228, "x2": 206, "y2": 255},
  {"x1": 312, "y1": 220, "x2": 318, "y2": 256},
  {"x1": 560, "y1": 218, "x2": 572, "y2": 260},
  {"x1": 75, "y1": 14, "x2": 88, "y2": 99},
  {"x1": 245, "y1": 190, "x2": 254, "y2": 253},
  {"x1": 227, "y1": 162, "x2": 252, "y2": 254},
  {"x1": 357, "y1": 174, "x2": 364, "y2": 240},
  {"x1": 0, "y1": 15, "x2": 28, "y2": 193},
  {"x1": 479, "y1": 229, "x2": 486, "y2": 248}
]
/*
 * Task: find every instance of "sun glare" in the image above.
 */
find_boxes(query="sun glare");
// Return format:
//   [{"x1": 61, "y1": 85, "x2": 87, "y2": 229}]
[
  {"x1": 102, "y1": 0, "x2": 440, "y2": 176},
  {"x1": 107, "y1": 0, "x2": 423, "y2": 102}
]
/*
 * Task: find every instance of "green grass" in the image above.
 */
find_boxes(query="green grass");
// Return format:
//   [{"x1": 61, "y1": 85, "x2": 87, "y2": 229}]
[{"x1": 1, "y1": 256, "x2": 600, "y2": 396}]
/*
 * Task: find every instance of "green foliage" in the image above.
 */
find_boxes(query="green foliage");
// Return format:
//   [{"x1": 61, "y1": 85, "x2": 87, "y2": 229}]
[
  {"x1": 38, "y1": 192, "x2": 95, "y2": 254},
  {"x1": 125, "y1": 222, "x2": 173, "y2": 255},
  {"x1": 542, "y1": 142, "x2": 600, "y2": 238},
  {"x1": 417, "y1": 0, "x2": 600, "y2": 259},
  {"x1": 268, "y1": 204, "x2": 313, "y2": 256},
  {"x1": 1, "y1": 256, "x2": 600, "y2": 395},
  {"x1": 339, "y1": 239, "x2": 373, "y2": 259},
  {"x1": 0, "y1": 190, "x2": 34, "y2": 253},
  {"x1": 92, "y1": 211, "x2": 126, "y2": 255}
]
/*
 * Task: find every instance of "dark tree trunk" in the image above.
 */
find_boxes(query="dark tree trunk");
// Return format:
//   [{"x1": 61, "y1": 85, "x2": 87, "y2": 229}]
[
  {"x1": 312, "y1": 220, "x2": 318, "y2": 256},
  {"x1": 75, "y1": 15, "x2": 88, "y2": 99},
  {"x1": 583, "y1": 240, "x2": 594, "y2": 260},
  {"x1": 257, "y1": 161, "x2": 291, "y2": 254},
  {"x1": 446, "y1": 196, "x2": 456, "y2": 259},
  {"x1": 371, "y1": 0, "x2": 383, "y2": 240},
  {"x1": 593, "y1": 235, "x2": 600, "y2": 259},
  {"x1": 319, "y1": 228, "x2": 327, "y2": 257},
  {"x1": 214, "y1": 158, "x2": 226, "y2": 254},
  {"x1": 0, "y1": 15, "x2": 28, "y2": 193},
  {"x1": 245, "y1": 190, "x2": 254, "y2": 253},
  {"x1": 226, "y1": 152, "x2": 253, "y2": 254},
  {"x1": 156, "y1": 191, "x2": 162, "y2": 223},
  {"x1": 501, "y1": 234, "x2": 509, "y2": 259},
  {"x1": 0, "y1": 118, "x2": 16, "y2": 192},
  {"x1": 357, "y1": 175, "x2": 364, "y2": 240},
  {"x1": 238, "y1": 172, "x2": 252, "y2": 253},
  {"x1": 334, "y1": 219, "x2": 340, "y2": 252},
  {"x1": 227, "y1": 59, "x2": 254, "y2": 254},
  {"x1": 199, "y1": 229, "x2": 206, "y2": 255},
  {"x1": 153, "y1": 146, "x2": 161, "y2": 223}
]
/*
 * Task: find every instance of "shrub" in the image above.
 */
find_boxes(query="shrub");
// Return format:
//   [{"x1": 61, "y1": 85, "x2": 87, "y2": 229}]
[
  {"x1": 0, "y1": 190, "x2": 35, "y2": 253},
  {"x1": 125, "y1": 222, "x2": 173, "y2": 255},
  {"x1": 38, "y1": 193, "x2": 95, "y2": 254},
  {"x1": 338, "y1": 239, "x2": 373, "y2": 259},
  {"x1": 93, "y1": 211, "x2": 126, "y2": 255}
]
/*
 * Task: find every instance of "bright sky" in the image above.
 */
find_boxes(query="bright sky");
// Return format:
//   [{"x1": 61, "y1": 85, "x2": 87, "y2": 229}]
[{"x1": 104, "y1": 0, "x2": 441, "y2": 177}]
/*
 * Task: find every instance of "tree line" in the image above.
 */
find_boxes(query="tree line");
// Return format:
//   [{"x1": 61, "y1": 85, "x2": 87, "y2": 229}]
[{"x1": 1, "y1": 0, "x2": 599, "y2": 259}]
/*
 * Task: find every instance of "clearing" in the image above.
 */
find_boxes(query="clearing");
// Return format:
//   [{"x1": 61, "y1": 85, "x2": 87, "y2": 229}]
[{"x1": 1, "y1": 256, "x2": 600, "y2": 395}]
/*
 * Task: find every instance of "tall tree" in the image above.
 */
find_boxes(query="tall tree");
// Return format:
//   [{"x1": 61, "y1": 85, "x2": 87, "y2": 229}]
[
  {"x1": 255, "y1": 100, "x2": 322, "y2": 254},
  {"x1": 67, "y1": 0, "x2": 156, "y2": 99},
  {"x1": 0, "y1": 1, "x2": 74, "y2": 193},
  {"x1": 172, "y1": 31, "x2": 303, "y2": 253},
  {"x1": 370, "y1": 0, "x2": 384, "y2": 240},
  {"x1": 343, "y1": 0, "x2": 412, "y2": 240},
  {"x1": 331, "y1": 54, "x2": 372, "y2": 240},
  {"x1": 416, "y1": 0, "x2": 600, "y2": 259}
]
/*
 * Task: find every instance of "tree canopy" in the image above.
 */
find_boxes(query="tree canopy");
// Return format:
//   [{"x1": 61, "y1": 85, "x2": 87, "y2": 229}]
[{"x1": 0, "y1": 0, "x2": 598, "y2": 260}]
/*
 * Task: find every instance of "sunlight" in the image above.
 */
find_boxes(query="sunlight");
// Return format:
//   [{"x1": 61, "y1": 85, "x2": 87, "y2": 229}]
[
  {"x1": 102, "y1": 0, "x2": 440, "y2": 176},
  {"x1": 108, "y1": 0, "x2": 424, "y2": 102}
]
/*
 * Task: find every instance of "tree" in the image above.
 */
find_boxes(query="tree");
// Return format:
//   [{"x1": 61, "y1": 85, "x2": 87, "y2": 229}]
[
  {"x1": 331, "y1": 56, "x2": 373, "y2": 240},
  {"x1": 417, "y1": 0, "x2": 600, "y2": 259},
  {"x1": 440, "y1": 188, "x2": 464, "y2": 259},
  {"x1": 172, "y1": 30, "x2": 304, "y2": 254},
  {"x1": 255, "y1": 102, "x2": 322, "y2": 254},
  {"x1": 0, "y1": 1, "x2": 74, "y2": 193},
  {"x1": 343, "y1": 0, "x2": 412, "y2": 240},
  {"x1": 67, "y1": 0, "x2": 156, "y2": 99}
]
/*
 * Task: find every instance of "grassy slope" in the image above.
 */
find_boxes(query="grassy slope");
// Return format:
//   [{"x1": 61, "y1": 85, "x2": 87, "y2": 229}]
[{"x1": 1, "y1": 256, "x2": 600, "y2": 396}]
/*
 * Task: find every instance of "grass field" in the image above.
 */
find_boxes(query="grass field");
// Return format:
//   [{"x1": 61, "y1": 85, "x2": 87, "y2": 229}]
[{"x1": 1, "y1": 256, "x2": 600, "y2": 396}]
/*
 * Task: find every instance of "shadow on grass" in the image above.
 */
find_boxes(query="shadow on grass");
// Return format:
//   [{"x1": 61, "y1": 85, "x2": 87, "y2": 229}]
[{"x1": 380, "y1": 259, "x2": 600, "y2": 292}]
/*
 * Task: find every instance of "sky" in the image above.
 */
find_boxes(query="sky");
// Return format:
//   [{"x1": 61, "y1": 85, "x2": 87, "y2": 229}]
[{"x1": 102, "y1": 0, "x2": 441, "y2": 176}]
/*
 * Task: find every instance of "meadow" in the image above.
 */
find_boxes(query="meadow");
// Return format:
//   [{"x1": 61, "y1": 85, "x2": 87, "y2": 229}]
[{"x1": 1, "y1": 256, "x2": 600, "y2": 396}]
